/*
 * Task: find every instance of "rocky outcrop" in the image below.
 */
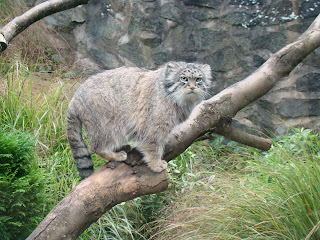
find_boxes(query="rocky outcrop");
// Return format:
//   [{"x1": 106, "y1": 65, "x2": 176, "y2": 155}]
[{"x1": 35, "y1": 0, "x2": 320, "y2": 135}]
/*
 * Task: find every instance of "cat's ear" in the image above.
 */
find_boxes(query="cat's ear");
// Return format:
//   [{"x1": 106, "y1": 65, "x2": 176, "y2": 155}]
[
  {"x1": 165, "y1": 61, "x2": 182, "y2": 76},
  {"x1": 201, "y1": 64, "x2": 212, "y2": 81}
]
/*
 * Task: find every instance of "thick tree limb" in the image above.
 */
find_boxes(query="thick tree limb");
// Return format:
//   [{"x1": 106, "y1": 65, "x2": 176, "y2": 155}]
[
  {"x1": 27, "y1": 162, "x2": 168, "y2": 240},
  {"x1": 0, "y1": 0, "x2": 89, "y2": 51}
]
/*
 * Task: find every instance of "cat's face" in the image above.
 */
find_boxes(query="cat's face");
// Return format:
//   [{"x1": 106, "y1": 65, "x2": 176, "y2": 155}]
[{"x1": 163, "y1": 62, "x2": 212, "y2": 106}]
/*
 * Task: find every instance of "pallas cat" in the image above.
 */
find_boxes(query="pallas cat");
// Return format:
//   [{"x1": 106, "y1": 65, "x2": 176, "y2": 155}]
[{"x1": 67, "y1": 61, "x2": 212, "y2": 179}]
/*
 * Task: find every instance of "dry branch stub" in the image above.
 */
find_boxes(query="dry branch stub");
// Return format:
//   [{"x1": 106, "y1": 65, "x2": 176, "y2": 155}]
[{"x1": 0, "y1": 33, "x2": 7, "y2": 51}]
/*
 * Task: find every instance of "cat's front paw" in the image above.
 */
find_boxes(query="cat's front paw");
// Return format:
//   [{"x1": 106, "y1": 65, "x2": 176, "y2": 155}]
[
  {"x1": 148, "y1": 160, "x2": 168, "y2": 173},
  {"x1": 116, "y1": 151, "x2": 127, "y2": 161}
]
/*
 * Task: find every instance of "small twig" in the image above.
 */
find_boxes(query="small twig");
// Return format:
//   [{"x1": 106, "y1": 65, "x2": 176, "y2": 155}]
[{"x1": 195, "y1": 133, "x2": 217, "y2": 142}]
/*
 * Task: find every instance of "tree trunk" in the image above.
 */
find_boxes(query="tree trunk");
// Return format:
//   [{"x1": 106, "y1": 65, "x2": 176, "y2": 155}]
[{"x1": 24, "y1": 14, "x2": 320, "y2": 239}]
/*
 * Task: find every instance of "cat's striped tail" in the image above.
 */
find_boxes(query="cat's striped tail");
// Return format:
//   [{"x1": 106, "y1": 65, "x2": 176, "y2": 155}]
[{"x1": 66, "y1": 100, "x2": 94, "y2": 179}]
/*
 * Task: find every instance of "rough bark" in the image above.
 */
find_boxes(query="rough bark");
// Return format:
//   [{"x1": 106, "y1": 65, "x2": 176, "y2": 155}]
[
  {"x1": 0, "y1": 0, "x2": 89, "y2": 51},
  {"x1": 23, "y1": 14, "x2": 320, "y2": 240},
  {"x1": 27, "y1": 161, "x2": 168, "y2": 240}
]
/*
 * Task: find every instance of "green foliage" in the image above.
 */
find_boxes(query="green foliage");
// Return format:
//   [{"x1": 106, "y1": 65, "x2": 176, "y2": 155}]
[{"x1": 0, "y1": 126, "x2": 48, "y2": 240}]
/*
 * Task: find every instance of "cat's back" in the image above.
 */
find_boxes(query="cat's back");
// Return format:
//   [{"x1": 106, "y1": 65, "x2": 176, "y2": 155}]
[{"x1": 76, "y1": 66, "x2": 159, "y2": 100}]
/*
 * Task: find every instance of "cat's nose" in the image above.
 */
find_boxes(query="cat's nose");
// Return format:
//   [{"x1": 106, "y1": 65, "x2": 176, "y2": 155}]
[{"x1": 189, "y1": 83, "x2": 196, "y2": 90}]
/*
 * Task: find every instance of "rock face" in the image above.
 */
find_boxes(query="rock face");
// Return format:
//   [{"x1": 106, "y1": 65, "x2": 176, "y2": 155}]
[{"x1": 35, "y1": 0, "x2": 320, "y2": 135}]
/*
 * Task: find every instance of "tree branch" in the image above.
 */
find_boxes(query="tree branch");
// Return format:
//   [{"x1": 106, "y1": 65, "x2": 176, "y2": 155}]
[
  {"x1": 215, "y1": 125, "x2": 272, "y2": 151},
  {"x1": 194, "y1": 122, "x2": 272, "y2": 151},
  {"x1": 0, "y1": 0, "x2": 89, "y2": 51},
  {"x1": 163, "y1": 14, "x2": 320, "y2": 161}
]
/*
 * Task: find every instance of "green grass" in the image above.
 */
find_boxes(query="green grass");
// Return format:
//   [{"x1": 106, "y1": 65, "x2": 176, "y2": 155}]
[
  {"x1": 151, "y1": 129, "x2": 320, "y2": 239},
  {"x1": 243, "y1": 128, "x2": 320, "y2": 239},
  {"x1": 0, "y1": 59, "x2": 67, "y2": 149},
  {"x1": 0, "y1": 56, "x2": 80, "y2": 227}
]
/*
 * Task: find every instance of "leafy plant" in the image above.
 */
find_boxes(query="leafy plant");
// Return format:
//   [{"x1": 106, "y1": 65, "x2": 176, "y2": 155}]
[{"x1": 0, "y1": 126, "x2": 48, "y2": 240}]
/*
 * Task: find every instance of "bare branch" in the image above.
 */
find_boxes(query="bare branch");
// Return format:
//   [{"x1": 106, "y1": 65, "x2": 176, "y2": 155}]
[
  {"x1": 0, "y1": 0, "x2": 89, "y2": 51},
  {"x1": 215, "y1": 125, "x2": 272, "y2": 151},
  {"x1": 194, "y1": 129, "x2": 271, "y2": 151},
  {"x1": 195, "y1": 124, "x2": 271, "y2": 151}
]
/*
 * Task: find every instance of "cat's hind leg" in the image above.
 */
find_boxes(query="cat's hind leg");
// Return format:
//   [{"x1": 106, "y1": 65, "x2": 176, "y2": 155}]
[
  {"x1": 93, "y1": 148, "x2": 127, "y2": 161},
  {"x1": 89, "y1": 134, "x2": 127, "y2": 162}
]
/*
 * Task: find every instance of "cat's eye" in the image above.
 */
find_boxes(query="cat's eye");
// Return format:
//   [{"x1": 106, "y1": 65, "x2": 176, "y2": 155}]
[
  {"x1": 180, "y1": 77, "x2": 188, "y2": 83},
  {"x1": 195, "y1": 77, "x2": 202, "y2": 83}
]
